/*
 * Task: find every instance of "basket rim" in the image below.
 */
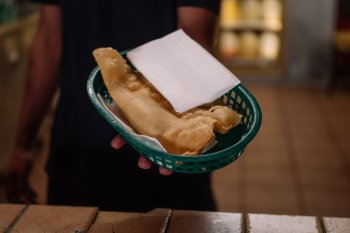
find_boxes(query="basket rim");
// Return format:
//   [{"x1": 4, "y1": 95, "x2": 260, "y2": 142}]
[{"x1": 87, "y1": 65, "x2": 262, "y2": 161}]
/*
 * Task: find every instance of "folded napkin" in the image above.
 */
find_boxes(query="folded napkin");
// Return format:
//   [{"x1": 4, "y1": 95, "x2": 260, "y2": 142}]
[{"x1": 127, "y1": 29, "x2": 240, "y2": 113}]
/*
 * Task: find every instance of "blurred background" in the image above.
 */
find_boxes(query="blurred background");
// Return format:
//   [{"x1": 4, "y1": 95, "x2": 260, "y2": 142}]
[{"x1": 0, "y1": 0, "x2": 349, "y2": 217}]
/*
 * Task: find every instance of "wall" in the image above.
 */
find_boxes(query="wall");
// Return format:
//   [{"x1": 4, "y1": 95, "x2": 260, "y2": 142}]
[{"x1": 284, "y1": 0, "x2": 336, "y2": 87}]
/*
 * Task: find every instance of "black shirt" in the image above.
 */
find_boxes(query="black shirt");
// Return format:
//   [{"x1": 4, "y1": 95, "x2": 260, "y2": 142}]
[{"x1": 32, "y1": 0, "x2": 219, "y2": 212}]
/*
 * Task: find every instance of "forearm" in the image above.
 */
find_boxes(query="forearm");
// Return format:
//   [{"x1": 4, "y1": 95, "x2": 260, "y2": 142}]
[
  {"x1": 177, "y1": 6, "x2": 217, "y2": 51},
  {"x1": 15, "y1": 5, "x2": 62, "y2": 150}
]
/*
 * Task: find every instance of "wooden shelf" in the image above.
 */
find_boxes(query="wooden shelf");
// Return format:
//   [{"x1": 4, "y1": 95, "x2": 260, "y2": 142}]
[
  {"x1": 220, "y1": 57, "x2": 277, "y2": 67},
  {"x1": 220, "y1": 20, "x2": 282, "y2": 32}
]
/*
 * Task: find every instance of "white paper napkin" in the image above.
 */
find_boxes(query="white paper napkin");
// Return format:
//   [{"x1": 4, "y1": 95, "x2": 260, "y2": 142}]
[{"x1": 127, "y1": 29, "x2": 240, "y2": 113}]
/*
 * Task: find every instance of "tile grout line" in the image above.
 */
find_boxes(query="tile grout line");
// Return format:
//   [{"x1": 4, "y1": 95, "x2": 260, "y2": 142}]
[
  {"x1": 161, "y1": 216, "x2": 171, "y2": 233},
  {"x1": 317, "y1": 216, "x2": 327, "y2": 233},
  {"x1": 276, "y1": 88, "x2": 308, "y2": 215},
  {"x1": 161, "y1": 209, "x2": 173, "y2": 233},
  {"x1": 84, "y1": 207, "x2": 99, "y2": 233},
  {"x1": 4, "y1": 204, "x2": 31, "y2": 233},
  {"x1": 242, "y1": 213, "x2": 249, "y2": 233}
]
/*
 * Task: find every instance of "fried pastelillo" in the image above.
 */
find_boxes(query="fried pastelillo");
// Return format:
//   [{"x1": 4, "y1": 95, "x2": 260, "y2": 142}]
[{"x1": 93, "y1": 47, "x2": 241, "y2": 155}]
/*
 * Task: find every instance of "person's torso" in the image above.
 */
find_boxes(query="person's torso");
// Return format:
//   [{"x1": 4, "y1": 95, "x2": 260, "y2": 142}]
[{"x1": 52, "y1": 0, "x2": 178, "y2": 153}]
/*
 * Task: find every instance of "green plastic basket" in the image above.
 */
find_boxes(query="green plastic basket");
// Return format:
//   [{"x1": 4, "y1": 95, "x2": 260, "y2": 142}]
[{"x1": 87, "y1": 53, "x2": 262, "y2": 174}]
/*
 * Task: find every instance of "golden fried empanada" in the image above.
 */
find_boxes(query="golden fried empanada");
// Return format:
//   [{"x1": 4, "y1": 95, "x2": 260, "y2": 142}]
[{"x1": 93, "y1": 47, "x2": 241, "y2": 155}]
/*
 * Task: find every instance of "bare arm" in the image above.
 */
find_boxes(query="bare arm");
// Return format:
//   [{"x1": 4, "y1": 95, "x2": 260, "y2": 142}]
[
  {"x1": 16, "y1": 5, "x2": 62, "y2": 149},
  {"x1": 4, "y1": 5, "x2": 62, "y2": 203},
  {"x1": 177, "y1": 6, "x2": 217, "y2": 51}
]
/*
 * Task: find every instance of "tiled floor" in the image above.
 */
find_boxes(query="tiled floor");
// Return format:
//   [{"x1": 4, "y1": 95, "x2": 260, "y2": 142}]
[
  {"x1": 1, "y1": 85, "x2": 350, "y2": 218},
  {"x1": 213, "y1": 85, "x2": 350, "y2": 217}
]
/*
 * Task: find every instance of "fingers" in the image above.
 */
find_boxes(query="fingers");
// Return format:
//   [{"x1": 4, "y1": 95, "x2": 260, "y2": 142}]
[
  {"x1": 111, "y1": 135, "x2": 127, "y2": 149},
  {"x1": 111, "y1": 136, "x2": 173, "y2": 175},
  {"x1": 3, "y1": 148, "x2": 37, "y2": 204},
  {"x1": 159, "y1": 167, "x2": 173, "y2": 176},
  {"x1": 138, "y1": 156, "x2": 152, "y2": 170},
  {"x1": 138, "y1": 156, "x2": 173, "y2": 175},
  {"x1": 4, "y1": 173, "x2": 37, "y2": 204}
]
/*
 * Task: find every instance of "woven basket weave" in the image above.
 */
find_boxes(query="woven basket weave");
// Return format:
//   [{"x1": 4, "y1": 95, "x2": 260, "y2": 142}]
[{"x1": 87, "y1": 54, "x2": 262, "y2": 173}]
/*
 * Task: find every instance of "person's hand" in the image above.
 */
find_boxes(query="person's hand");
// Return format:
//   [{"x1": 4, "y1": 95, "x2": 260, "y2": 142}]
[
  {"x1": 3, "y1": 147, "x2": 37, "y2": 204},
  {"x1": 111, "y1": 135, "x2": 173, "y2": 175}
]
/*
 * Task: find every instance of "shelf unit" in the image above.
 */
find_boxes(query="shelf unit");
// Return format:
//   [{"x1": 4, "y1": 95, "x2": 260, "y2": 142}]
[{"x1": 215, "y1": 0, "x2": 286, "y2": 78}]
